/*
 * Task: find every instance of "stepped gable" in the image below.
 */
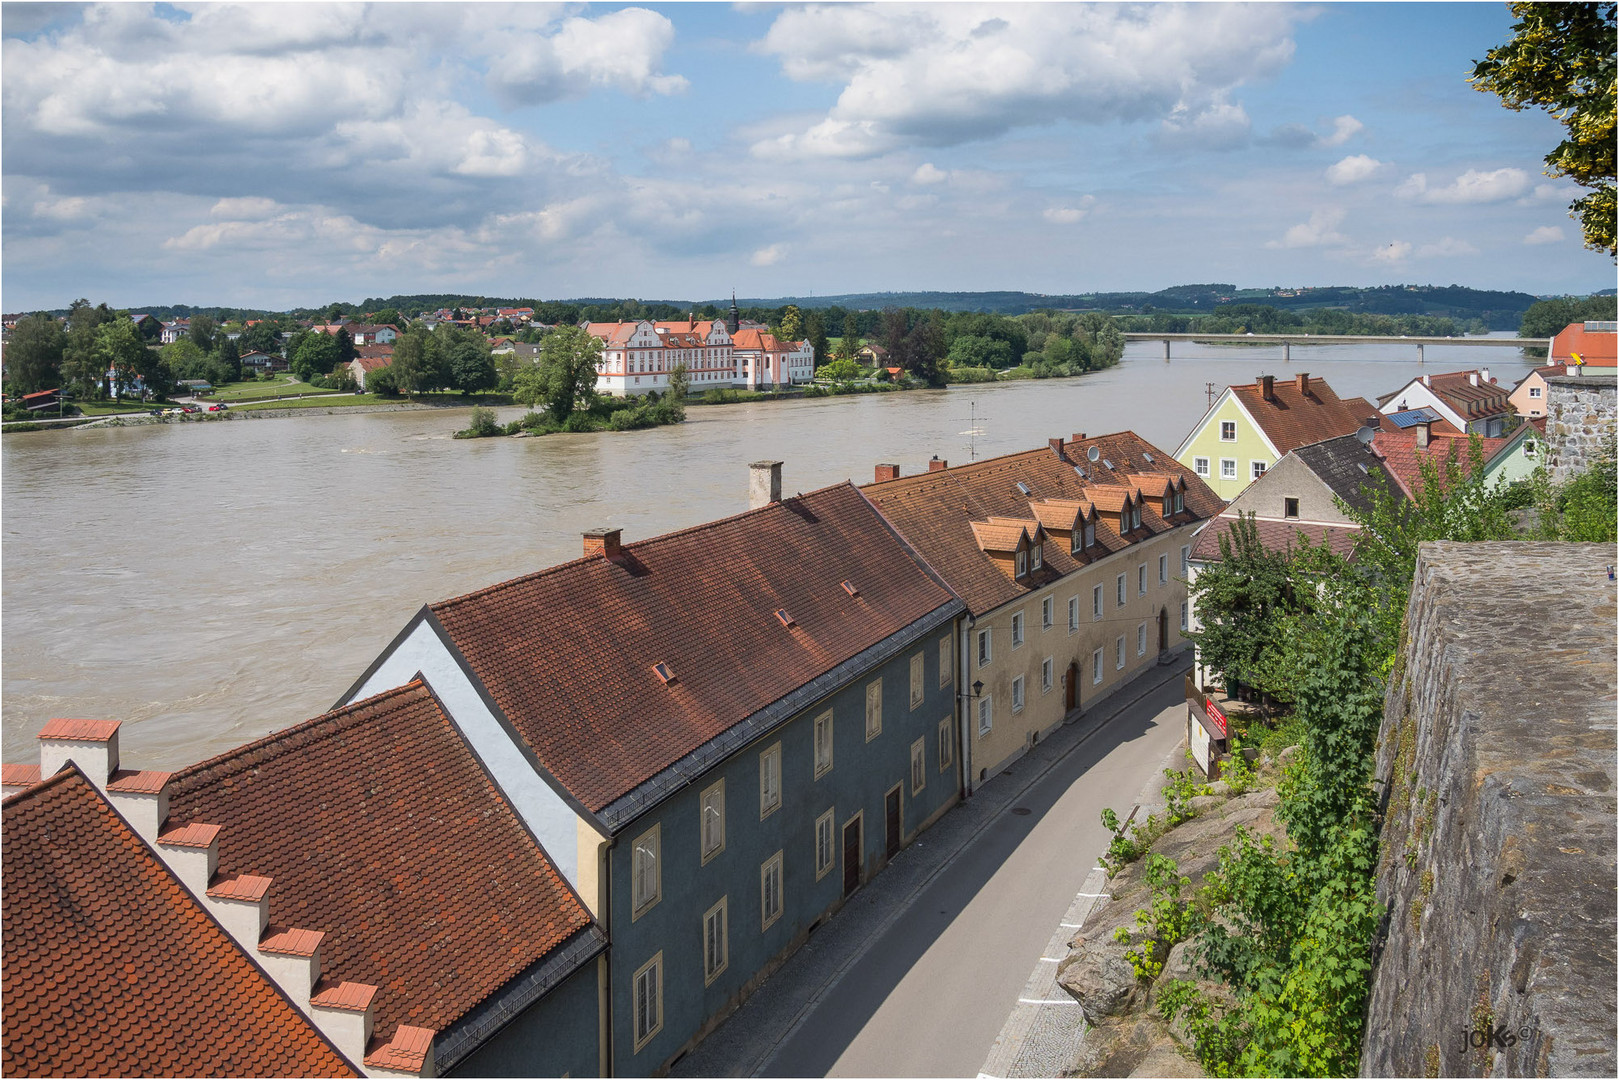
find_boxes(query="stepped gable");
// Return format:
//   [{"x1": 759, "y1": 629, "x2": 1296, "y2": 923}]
[
  {"x1": 863, "y1": 432, "x2": 1222, "y2": 616},
  {"x1": 428, "y1": 482, "x2": 959, "y2": 814},
  {"x1": 165, "y1": 680, "x2": 594, "y2": 1040},
  {"x1": 1, "y1": 767, "x2": 355, "y2": 1078},
  {"x1": 1230, "y1": 374, "x2": 1380, "y2": 454}
]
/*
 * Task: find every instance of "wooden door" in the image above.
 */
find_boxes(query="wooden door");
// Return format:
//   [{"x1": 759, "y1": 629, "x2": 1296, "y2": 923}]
[
  {"x1": 842, "y1": 816, "x2": 861, "y2": 898},
  {"x1": 884, "y1": 786, "x2": 902, "y2": 859},
  {"x1": 1065, "y1": 661, "x2": 1079, "y2": 710},
  {"x1": 1158, "y1": 608, "x2": 1169, "y2": 652}
]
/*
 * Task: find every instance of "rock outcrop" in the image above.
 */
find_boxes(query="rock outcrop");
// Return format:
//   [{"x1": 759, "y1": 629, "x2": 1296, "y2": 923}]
[{"x1": 1362, "y1": 541, "x2": 1617, "y2": 1077}]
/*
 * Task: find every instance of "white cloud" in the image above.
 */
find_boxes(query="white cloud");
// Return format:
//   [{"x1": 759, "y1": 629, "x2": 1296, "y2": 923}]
[
  {"x1": 1267, "y1": 208, "x2": 1349, "y2": 249},
  {"x1": 210, "y1": 197, "x2": 281, "y2": 221},
  {"x1": 1416, "y1": 237, "x2": 1479, "y2": 257},
  {"x1": 1524, "y1": 225, "x2": 1565, "y2": 245},
  {"x1": 485, "y1": 8, "x2": 688, "y2": 105},
  {"x1": 1158, "y1": 96, "x2": 1253, "y2": 150},
  {"x1": 1043, "y1": 197, "x2": 1096, "y2": 225},
  {"x1": 750, "y1": 243, "x2": 788, "y2": 267},
  {"x1": 1325, "y1": 154, "x2": 1381, "y2": 185},
  {"x1": 1370, "y1": 240, "x2": 1412, "y2": 263},
  {"x1": 1396, "y1": 168, "x2": 1530, "y2": 204},
  {"x1": 752, "y1": 3, "x2": 1299, "y2": 160},
  {"x1": 912, "y1": 162, "x2": 949, "y2": 185},
  {"x1": 1316, "y1": 114, "x2": 1362, "y2": 147}
]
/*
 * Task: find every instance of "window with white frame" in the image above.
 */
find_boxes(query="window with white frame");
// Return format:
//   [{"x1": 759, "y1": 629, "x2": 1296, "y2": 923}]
[
  {"x1": 1219, "y1": 420, "x2": 1236, "y2": 441},
  {"x1": 815, "y1": 809, "x2": 835, "y2": 880},
  {"x1": 1084, "y1": 519, "x2": 1096, "y2": 548},
  {"x1": 1137, "y1": 565, "x2": 1147, "y2": 594},
  {"x1": 1041, "y1": 657, "x2": 1054, "y2": 694},
  {"x1": 759, "y1": 743, "x2": 782, "y2": 818},
  {"x1": 1011, "y1": 675, "x2": 1025, "y2": 712},
  {"x1": 911, "y1": 736, "x2": 927, "y2": 795},
  {"x1": 1137, "y1": 623, "x2": 1147, "y2": 655},
  {"x1": 1093, "y1": 584, "x2": 1103, "y2": 619},
  {"x1": 1181, "y1": 601, "x2": 1189, "y2": 631},
  {"x1": 760, "y1": 852, "x2": 784, "y2": 930},
  {"x1": 1069, "y1": 596, "x2": 1079, "y2": 632},
  {"x1": 1116, "y1": 636, "x2": 1125, "y2": 669},
  {"x1": 1092, "y1": 648, "x2": 1103, "y2": 684},
  {"x1": 939, "y1": 636, "x2": 953, "y2": 686},
  {"x1": 1159, "y1": 554, "x2": 1168, "y2": 584},
  {"x1": 1220, "y1": 459, "x2": 1237, "y2": 480},
  {"x1": 1031, "y1": 544, "x2": 1043, "y2": 570},
  {"x1": 814, "y1": 711, "x2": 834, "y2": 778},
  {"x1": 700, "y1": 781, "x2": 725, "y2": 865},
  {"x1": 1042, "y1": 596, "x2": 1054, "y2": 630},
  {"x1": 978, "y1": 629, "x2": 992, "y2": 666},
  {"x1": 1251, "y1": 460, "x2": 1267, "y2": 480},
  {"x1": 633, "y1": 953, "x2": 663, "y2": 1051},
  {"x1": 632, "y1": 825, "x2": 661, "y2": 917},
  {"x1": 1194, "y1": 456, "x2": 1210, "y2": 477},
  {"x1": 865, "y1": 679, "x2": 883, "y2": 741},
  {"x1": 938, "y1": 717, "x2": 954, "y2": 771},
  {"x1": 977, "y1": 696, "x2": 993, "y2": 735},
  {"x1": 909, "y1": 653, "x2": 925, "y2": 709},
  {"x1": 1181, "y1": 545, "x2": 1190, "y2": 574},
  {"x1": 1116, "y1": 574, "x2": 1126, "y2": 606},
  {"x1": 1529, "y1": 386, "x2": 1542, "y2": 398},
  {"x1": 1015, "y1": 549, "x2": 1027, "y2": 577},
  {"x1": 703, "y1": 899, "x2": 728, "y2": 985},
  {"x1": 1012, "y1": 611, "x2": 1025, "y2": 647}
]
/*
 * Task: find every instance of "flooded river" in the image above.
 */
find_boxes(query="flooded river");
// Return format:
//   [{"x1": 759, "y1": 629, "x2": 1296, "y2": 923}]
[{"x1": 2, "y1": 338, "x2": 1536, "y2": 768}]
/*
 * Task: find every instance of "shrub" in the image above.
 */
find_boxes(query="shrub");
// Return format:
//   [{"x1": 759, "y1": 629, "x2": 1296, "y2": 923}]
[{"x1": 454, "y1": 405, "x2": 502, "y2": 439}]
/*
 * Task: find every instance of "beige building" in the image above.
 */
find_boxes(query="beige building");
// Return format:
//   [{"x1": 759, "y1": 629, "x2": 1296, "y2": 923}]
[{"x1": 863, "y1": 433, "x2": 1225, "y2": 786}]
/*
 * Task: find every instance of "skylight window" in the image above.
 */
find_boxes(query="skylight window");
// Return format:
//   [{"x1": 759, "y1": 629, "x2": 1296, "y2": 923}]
[
  {"x1": 1016, "y1": 481, "x2": 1032, "y2": 495},
  {"x1": 1142, "y1": 451, "x2": 1155, "y2": 463},
  {"x1": 776, "y1": 609, "x2": 796, "y2": 628},
  {"x1": 1102, "y1": 459, "x2": 1114, "y2": 470},
  {"x1": 652, "y1": 662, "x2": 677, "y2": 685},
  {"x1": 841, "y1": 580, "x2": 859, "y2": 597}
]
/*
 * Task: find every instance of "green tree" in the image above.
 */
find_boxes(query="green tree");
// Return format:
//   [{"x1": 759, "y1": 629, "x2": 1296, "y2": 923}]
[
  {"x1": 371, "y1": 308, "x2": 401, "y2": 329},
  {"x1": 215, "y1": 335, "x2": 242, "y2": 382},
  {"x1": 806, "y1": 311, "x2": 830, "y2": 367},
  {"x1": 388, "y1": 330, "x2": 431, "y2": 398},
  {"x1": 1185, "y1": 513, "x2": 1310, "y2": 706},
  {"x1": 778, "y1": 305, "x2": 803, "y2": 342},
  {"x1": 513, "y1": 324, "x2": 602, "y2": 420},
  {"x1": 4, "y1": 314, "x2": 65, "y2": 394},
  {"x1": 291, "y1": 332, "x2": 342, "y2": 383},
  {"x1": 334, "y1": 327, "x2": 357, "y2": 365},
  {"x1": 97, "y1": 317, "x2": 164, "y2": 399},
  {"x1": 666, "y1": 361, "x2": 690, "y2": 404},
  {"x1": 815, "y1": 358, "x2": 867, "y2": 381},
  {"x1": 448, "y1": 340, "x2": 497, "y2": 394},
  {"x1": 62, "y1": 300, "x2": 117, "y2": 397},
  {"x1": 188, "y1": 313, "x2": 217, "y2": 353},
  {"x1": 1472, "y1": 2, "x2": 1617, "y2": 256},
  {"x1": 838, "y1": 313, "x2": 861, "y2": 362},
  {"x1": 905, "y1": 311, "x2": 948, "y2": 386},
  {"x1": 239, "y1": 320, "x2": 283, "y2": 356},
  {"x1": 1517, "y1": 293, "x2": 1617, "y2": 351},
  {"x1": 946, "y1": 334, "x2": 1015, "y2": 369}
]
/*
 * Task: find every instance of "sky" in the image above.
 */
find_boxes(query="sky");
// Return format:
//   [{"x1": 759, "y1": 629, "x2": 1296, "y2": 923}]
[{"x1": 1, "y1": 1, "x2": 1612, "y2": 312}]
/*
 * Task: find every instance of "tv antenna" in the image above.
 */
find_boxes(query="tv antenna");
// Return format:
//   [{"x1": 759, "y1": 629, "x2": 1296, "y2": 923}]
[{"x1": 956, "y1": 401, "x2": 990, "y2": 461}]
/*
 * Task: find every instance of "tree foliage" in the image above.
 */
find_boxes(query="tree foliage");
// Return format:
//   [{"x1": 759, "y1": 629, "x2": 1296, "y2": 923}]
[
  {"x1": 4, "y1": 314, "x2": 65, "y2": 394},
  {"x1": 291, "y1": 331, "x2": 342, "y2": 383},
  {"x1": 1472, "y1": 1, "x2": 1617, "y2": 256},
  {"x1": 513, "y1": 324, "x2": 602, "y2": 420}
]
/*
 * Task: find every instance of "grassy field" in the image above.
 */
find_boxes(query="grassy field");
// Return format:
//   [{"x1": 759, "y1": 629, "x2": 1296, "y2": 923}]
[
  {"x1": 232, "y1": 393, "x2": 383, "y2": 411},
  {"x1": 209, "y1": 377, "x2": 342, "y2": 402}
]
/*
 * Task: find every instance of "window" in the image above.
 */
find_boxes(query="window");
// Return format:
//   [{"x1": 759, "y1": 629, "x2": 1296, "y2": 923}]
[
  {"x1": 1220, "y1": 459, "x2": 1237, "y2": 480},
  {"x1": 1015, "y1": 549, "x2": 1027, "y2": 577},
  {"x1": 865, "y1": 680, "x2": 883, "y2": 740},
  {"x1": 978, "y1": 629, "x2": 992, "y2": 666},
  {"x1": 938, "y1": 717, "x2": 954, "y2": 771},
  {"x1": 632, "y1": 825, "x2": 661, "y2": 918},
  {"x1": 1068, "y1": 596, "x2": 1079, "y2": 632},
  {"x1": 1031, "y1": 545, "x2": 1043, "y2": 571},
  {"x1": 1159, "y1": 554, "x2": 1168, "y2": 584},
  {"x1": 633, "y1": 953, "x2": 663, "y2": 1051},
  {"x1": 1084, "y1": 519, "x2": 1095, "y2": 548},
  {"x1": 1011, "y1": 676, "x2": 1025, "y2": 712},
  {"x1": 1116, "y1": 636, "x2": 1126, "y2": 669},
  {"x1": 1137, "y1": 565, "x2": 1147, "y2": 595},
  {"x1": 939, "y1": 636, "x2": 953, "y2": 687},
  {"x1": 814, "y1": 711, "x2": 834, "y2": 778},
  {"x1": 700, "y1": 781, "x2": 725, "y2": 865},
  {"x1": 1181, "y1": 545, "x2": 1191, "y2": 575},
  {"x1": 1529, "y1": 386, "x2": 1542, "y2": 399},
  {"x1": 815, "y1": 809, "x2": 835, "y2": 880},
  {"x1": 1041, "y1": 657, "x2": 1054, "y2": 694},
  {"x1": 759, "y1": 743, "x2": 782, "y2": 818},
  {"x1": 1220, "y1": 421, "x2": 1236, "y2": 441},
  {"x1": 1132, "y1": 505, "x2": 1143, "y2": 531},
  {"x1": 1042, "y1": 596, "x2": 1054, "y2": 630},
  {"x1": 1174, "y1": 491, "x2": 1184, "y2": 514},
  {"x1": 1092, "y1": 648, "x2": 1104, "y2": 684},
  {"x1": 977, "y1": 696, "x2": 993, "y2": 735},
  {"x1": 703, "y1": 899, "x2": 728, "y2": 985},
  {"x1": 911, "y1": 736, "x2": 927, "y2": 795},
  {"x1": 1194, "y1": 456, "x2": 1210, "y2": 477},
  {"x1": 910, "y1": 653, "x2": 925, "y2": 709},
  {"x1": 1284, "y1": 497, "x2": 1299, "y2": 520},
  {"x1": 760, "y1": 852, "x2": 784, "y2": 930},
  {"x1": 1181, "y1": 601, "x2": 1189, "y2": 631},
  {"x1": 1116, "y1": 574, "x2": 1126, "y2": 607},
  {"x1": 1011, "y1": 611, "x2": 1025, "y2": 647},
  {"x1": 1138, "y1": 623, "x2": 1147, "y2": 655},
  {"x1": 1252, "y1": 460, "x2": 1267, "y2": 480},
  {"x1": 1093, "y1": 584, "x2": 1103, "y2": 619},
  {"x1": 1524, "y1": 439, "x2": 1538, "y2": 457}
]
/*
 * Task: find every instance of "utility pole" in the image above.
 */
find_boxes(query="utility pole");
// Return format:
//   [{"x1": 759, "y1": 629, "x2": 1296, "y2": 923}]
[{"x1": 1205, "y1": 382, "x2": 1217, "y2": 409}]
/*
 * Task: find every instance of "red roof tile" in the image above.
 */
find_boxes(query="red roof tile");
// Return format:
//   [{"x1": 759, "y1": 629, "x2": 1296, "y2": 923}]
[
  {"x1": 1, "y1": 768, "x2": 356, "y2": 1077},
  {"x1": 37, "y1": 718, "x2": 120, "y2": 742},
  {"x1": 157, "y1": 821, "x2": 222, "y2": 849},
  {"x1": 2, "y1": 763, "x2": 41, "y2": 787},
  {"x1": 428, "y1": 483, "x2": 959, "y2": 814},
  {"x1": 312, "y1": 981, "x2": 380, "y2": 1013},
  {"x1": 1383, "y1": 369, "x2": 1513, "y2": 420},
  {"x1": 259, "y1": 926, "x2": 325, "y2": 957},
  {"x1": 207, "y1": 873, "x2": 273, "y2": 903},
  {"x1": 865, "y1": 433, "x2": 1222, "y2": 615},
  {"x1": 1551, "y1": 323, "x2": 1618, "y2": 366},
  {"x1": 107, "y1": 769, "x2": 171, "y2": 794},
  {"x1": 365, "y1": 1025, "x2": 435, "y2": 1072},
  {"x1": 1189, "y1": 514, "x2": 1361, "y2": 563},
  {"x1": 1229, "y1": 375, "x2": 1380, "y2": 455},
  {"x1": 166, "y1": 681, "x2": 595, "y2": 1040},
  {"x1": 1371, "y1": 431, "x2": 1501, "y2": 499}
]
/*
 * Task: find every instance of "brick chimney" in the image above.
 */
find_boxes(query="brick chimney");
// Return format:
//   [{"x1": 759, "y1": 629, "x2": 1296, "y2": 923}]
[
  {"x1": 1415, "y1": 421, "x2": 1432, "y2": 449},
  {"x1": 1071, "y1": 432, "x2": 1086, "y2": 443},
  {"x1": 1260, "y1": 375, "x2": 1275, "y2": 401},
  {"x1": 928, "y1": 455, "x2": 948, "y2": 472},
  {"x1": 874, "y1": 463, "x2": 900, "y2": 482},
  {"x1": 582, "y1": 527, "x2": 621, "y2": 559},
  {"x1": 750, "y1": 460, "x2": 783, "y2": 508},
  {"x1": 1295, "y1": 372, "x2": 1310, "y2": 394},
  {"x1": 1048, "y1": 437, "x2": 1065, "y2": 458}
]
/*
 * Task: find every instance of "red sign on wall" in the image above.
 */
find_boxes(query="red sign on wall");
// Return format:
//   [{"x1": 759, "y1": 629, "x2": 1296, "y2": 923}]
[{"x1": 1204, "y1": 697, "x2": 1228, "y2": 739}]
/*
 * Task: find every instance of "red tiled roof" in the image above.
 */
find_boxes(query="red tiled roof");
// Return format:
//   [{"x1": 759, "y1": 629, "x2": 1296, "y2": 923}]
[
  {"x1": 107, "y1": 769, "x2": 172, "y2": 794},
  {"x1": 1229, "y1": 375, "x2": 1380, "y2": 455},
  {"x1": 428, "y1": 483, "x2": 960, "y2": 814},
  {"x1": 207, "y1": 873, "x2": 273, "y2": 903},
  {"x1": 352, "y1": 355, "x2": 391, "y2": 373},
  {"x1": 970, "y1": 521, "x2": 1031, "y2": 552},
  {"x1": 1551, "y1": 323, "x2": 1618, "y2": 366},
  {"x1": 2, "y1": 763, "x2": 41, "y2": 787},
  {"x1": 1370, "y1": 430, "x2": 1502, "y2": 499},
  {"x1": 864, "y1": 432, "x2": 1223, "y2": 616},
  {"x1": 259, "y1": 927, "x2": 325, "y2": 957},
  {"x1": 38, "y1": 718, "x2": 120, "y2": 742},
  {"x1": 365, "y1": 1025, "x2": 435, "y2": 1073},
  {"x1": 158, "y1": 821, "x2": 222, "y2": 849},
  {"x1": 1395, "y1": 369, "x2": 1514, "y2": 420},
  {"x1": 732, "y1": 328, "x2": 785, "y2": 352},
  {"x1": 312, "y1": 981, "x2": 379, "y2": 1013},
  {"x1": 1, "y1": 768, "x2": 356, "y2": 1077},
  {"x1": 1189, "y1": 515, "x2": 1360, "y2": 563},
  {"x1": 166, "y1": 680, "x2": 594, "y2": 1039}
]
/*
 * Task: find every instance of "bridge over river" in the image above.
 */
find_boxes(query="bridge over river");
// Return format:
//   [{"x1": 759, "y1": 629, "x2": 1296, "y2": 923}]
[{"x1": 1123, "y1": 332, "x2": 1542, "y2": 363}]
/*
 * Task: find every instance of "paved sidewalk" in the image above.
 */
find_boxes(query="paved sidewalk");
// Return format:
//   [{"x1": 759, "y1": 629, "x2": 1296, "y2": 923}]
[{"x1": 670, "y1": 650, "x2": 1192, "y2": 1078}]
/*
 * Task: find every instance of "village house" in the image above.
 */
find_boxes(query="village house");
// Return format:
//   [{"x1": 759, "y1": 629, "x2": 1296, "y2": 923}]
[
  {"x1": 1377, "y1": 368, "x2": 1513, "y2": 438},
  {"x1": 348, "y1": 324, "x2": 398, "y2": 346},
  {"x1": 1175, "y1": 373, "x2": 1382, "y2": 501},
  {"x1": 863, "y1": 432, "x2": 1222, "y2": 786},
  {"x1": 338, "y1": 468, "x2": 967, "y2": 1074},
  {"x1": 239, "y1": 350, "x2": 288, "y2": 375},
  {"x1": 1548, "y1": 320, "x2": 1618, "y2": 368},
  {"x1": 347, "y1": 350, "x2": 392, "y2": 391},
  {"x1": 160, "y1": 318, "x2": 190, "y2": 344},
  {"x1": 732, "y1": 327, "x2": 814, "y2": 390}
]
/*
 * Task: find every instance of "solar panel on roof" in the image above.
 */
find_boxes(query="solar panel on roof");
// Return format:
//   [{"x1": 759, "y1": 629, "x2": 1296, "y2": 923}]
[{"x1": 1388, "y1": 407, "x2": 1442, "y2": 428}]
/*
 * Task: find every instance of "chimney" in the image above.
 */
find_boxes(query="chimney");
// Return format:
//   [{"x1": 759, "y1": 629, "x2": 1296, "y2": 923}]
[
  {"x1": 156, "y1": 820, "x2": 222, "y2": 899},
  {"x1": 582, "y1": 527, "x2": 621, "y2": 560},
  {"x1": 1422, "y1": 374, "x2": 1431, "y2": 387},
  {"x1": 1295, "y1": 372, "x2": 1310, "y2": 394},
  {"x1": 874, "y1": 463, "x2": 900, "y2": 482},
  {"x1": 310, "y1": 981, "x2": 378, "y2": 1067},
  {"x1": 106, "y1": 769, "x2": 172, "y2": 844},
  {"x1": 750, "y1": 460, "x2": 783, "y2": 508},
  {"x1": 1071, "y1": 432, "x2": 1086, "y2": 443},
  {"x1": 205, "y1": 873, "x2": 272, "y2": 951},
  {"x1": 1415, "y1": 421, "x2": 1431, "y2": 449},
  {"x1": 258, "y1": 927, "x2": 325, "y2": 1011},
  {"x1": 1468, "y1": 371, "x2": 1479, "y2": 386},
  {"x1": 1260, "y1": 375, "x2": 1275, "y2": 401},
  {"x1": 1048, "y1": 437, "x2": 1065, "y2": 458},
  {"x1": 1480, "y1": 368, "x2": 1490, "y2": 383},
  {"x1": 38, "y1": 718, "x2": 120, "y2": 790},
  {"x1": 1365, "y1": 416, "x2": 1381, "y2": 429},
  {"x1": 366, "y1": 1026, "x2": 438, "y2": 1078},
  {"x1": 928, "y1": 455, "x2": 948, "y2": 472}
]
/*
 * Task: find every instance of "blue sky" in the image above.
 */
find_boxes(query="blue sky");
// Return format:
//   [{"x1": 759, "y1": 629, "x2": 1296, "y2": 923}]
[{"x1": 2, "y1": 2, "x2": 1610, "y2": 312}]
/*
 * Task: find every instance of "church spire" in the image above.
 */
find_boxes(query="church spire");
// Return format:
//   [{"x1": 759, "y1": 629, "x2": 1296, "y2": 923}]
[{"x1": 727, "y1": 290, "x2": 740, "y2": 334}]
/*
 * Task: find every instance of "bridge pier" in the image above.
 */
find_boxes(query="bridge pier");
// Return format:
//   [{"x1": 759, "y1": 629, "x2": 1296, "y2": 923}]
[
  {"x1": 1163, "y1": 339, "x2": 1171, "y2": 361},
  {"x1": 1283, "y1": 341, "x2": 1291, "y2": 363},
  {"x1": 1417, "y1": 343, "x2": 1424, "y2": 364}
]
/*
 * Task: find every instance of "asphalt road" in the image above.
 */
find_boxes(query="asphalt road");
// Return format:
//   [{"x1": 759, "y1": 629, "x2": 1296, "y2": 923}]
[{"x1": 736, "y1": 670, "x2": 1190, "y2": 1078}]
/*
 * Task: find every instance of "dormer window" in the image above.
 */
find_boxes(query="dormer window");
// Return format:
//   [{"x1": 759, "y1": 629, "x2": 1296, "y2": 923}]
[
  {"x1": 1070, "y1": 531, "x2": 1081, "y2": 555},
  {"x1": 1015, "y1": 549, "x2": 1028, "y2": 577},
  {"x1": 1174, "y1": 491, "x2": 1184, "y2": 514},
  {"x1": 1131, "y1": 505, "x2": 1142, "y2": 531},
  {"x1": 1084, "y1": 520, "x2": 1095, "y2": 548},
  {"x1": 1163, "y1": 497, "x2": 1172, "y2": 518},
  {"x1": 1031, "y1": 545, "x2": 1043, "y2": 571}
]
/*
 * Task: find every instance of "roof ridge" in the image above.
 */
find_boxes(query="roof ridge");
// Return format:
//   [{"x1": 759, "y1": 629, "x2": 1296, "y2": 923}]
[
  {"x1": 0, "y1": 758, "x2": 83, "y2": 807},
  {"x1": 865, "y1": 431, "x2": 1145, "y2": 490},
  {"x1": 431, "y1": 479, "x2": 863, "y2": 612}
]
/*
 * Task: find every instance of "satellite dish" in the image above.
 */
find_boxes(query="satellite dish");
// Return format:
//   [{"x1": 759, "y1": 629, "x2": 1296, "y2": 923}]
[
  {"x1": 1355, "y1": 426, "x2": 1376, "y2": 445},
  {"x1": 1087, "y1": 446, "x2": 1100, "y2": 462}
]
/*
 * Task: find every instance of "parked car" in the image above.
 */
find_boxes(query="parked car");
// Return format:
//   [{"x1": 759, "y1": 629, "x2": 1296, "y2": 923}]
[{"x1": 207, "y1": 403, "x2": 227, "y2": 412}]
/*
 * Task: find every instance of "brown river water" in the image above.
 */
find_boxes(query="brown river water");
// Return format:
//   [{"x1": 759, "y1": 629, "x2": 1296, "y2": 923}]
[{"x1": 2, "y1": 340, "x2": 1535, "y2": 769}]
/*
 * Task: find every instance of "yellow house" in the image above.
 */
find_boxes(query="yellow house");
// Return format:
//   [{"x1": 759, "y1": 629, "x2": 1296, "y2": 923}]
[{"x1": 1174, "y1": 373, "x2": 1381, "y2": 501}]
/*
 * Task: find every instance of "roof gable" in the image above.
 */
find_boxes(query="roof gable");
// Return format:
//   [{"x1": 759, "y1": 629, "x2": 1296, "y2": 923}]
[{"x1": 1228, "y1": 375, "x2": 1376, "y2": 454}]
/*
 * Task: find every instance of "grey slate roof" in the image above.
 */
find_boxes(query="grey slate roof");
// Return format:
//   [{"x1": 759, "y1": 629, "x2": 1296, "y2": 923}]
[{"x1": 1292, "y1": 433, "x2": 1395, "y2": 517}]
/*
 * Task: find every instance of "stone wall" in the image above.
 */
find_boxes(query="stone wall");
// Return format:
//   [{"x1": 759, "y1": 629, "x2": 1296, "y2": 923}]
[
  {"x1": 1543, "y1": 374, "x2": 1617, "y2": 482},
  {"x1": 1362, "y1": 541, "x2": 1617, "y2": 1077}
]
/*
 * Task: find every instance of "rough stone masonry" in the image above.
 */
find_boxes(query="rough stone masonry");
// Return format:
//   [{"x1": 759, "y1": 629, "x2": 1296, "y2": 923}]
[
  {"x1": 1543, "y1": 374, "x2": 1617, "y2": 482},
  {"x1": 1362, "y1": 541, "x2": 1617, "y2": 1077}
]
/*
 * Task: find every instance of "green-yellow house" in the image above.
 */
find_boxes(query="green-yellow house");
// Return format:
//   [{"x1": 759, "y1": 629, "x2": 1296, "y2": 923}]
[{"x1": 1174, "y1": 373, "x2": 1382, "y2": 502}]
